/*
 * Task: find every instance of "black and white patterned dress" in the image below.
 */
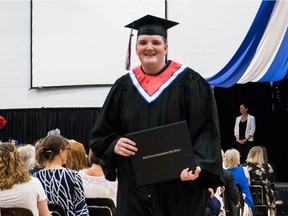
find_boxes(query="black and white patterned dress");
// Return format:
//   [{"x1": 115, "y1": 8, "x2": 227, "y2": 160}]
[{"x1": 34, "y1": 168, "x2": 89, "y2": 216}]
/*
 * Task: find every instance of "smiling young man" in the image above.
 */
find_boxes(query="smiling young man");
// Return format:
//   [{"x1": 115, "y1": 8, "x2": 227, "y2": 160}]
[
  {"x1": 136, "y1": 34, "x2": 167, "y2": 74},
  {"x1": 90, "y1": 14, "x2": 222, "y2": 216}
]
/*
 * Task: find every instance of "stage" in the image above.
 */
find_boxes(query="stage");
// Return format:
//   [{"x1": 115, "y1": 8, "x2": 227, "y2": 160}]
[{"x1": 275, "y1": 182, "x2": 288, "y2": 216}]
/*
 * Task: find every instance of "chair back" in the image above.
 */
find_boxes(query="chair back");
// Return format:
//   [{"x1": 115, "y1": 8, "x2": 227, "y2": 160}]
[
  {"x1": 48, "y1": 203, "x2": 66, "y2": 216},
  {"x1": 87, "y1": 206, "x2": 113, "y2": 216},
  {"x1": 85, "y1": 198, "x2": 117, "y2": 216},
  {"x1": 249, "y1": 183, "x2": 270, "y2": 216},
  {"x1": 250, "y1": 184, "x2": 265, "y2": 205},
  {"x1": 0, "y1": 207, "x2": 33, "y2": 216}
]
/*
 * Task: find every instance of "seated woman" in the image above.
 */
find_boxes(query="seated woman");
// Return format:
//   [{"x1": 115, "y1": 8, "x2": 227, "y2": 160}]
[
  {"x1": 224, "y1": 148, "x2": 254, "y2": 215},
  {"x1": 65, "y1": 139, "x2": 88, "y2": 171},
  {"x1": 29, "y1": 138, "x2": 46, "y2": 175},
  {"x1": 0, "y1": 142, "x2": 50, "y2": 216},
  {"x1": 17, "y1": 144, "x2": 36, "y2": 171},
  {"x1": 33, "y1": 134, "x2": 89, "y2": 216},
  {"x1": 243, "y1": 146, "x2": 276, "y2": 212},
  {"x1": 79, "y1": 149, "x2": 118, "y2": 205}
]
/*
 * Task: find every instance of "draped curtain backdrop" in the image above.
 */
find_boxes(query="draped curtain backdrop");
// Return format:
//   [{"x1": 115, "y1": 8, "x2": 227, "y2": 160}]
[{"x1": 0, "y1": 108, "x2": 100, "y2": 152}]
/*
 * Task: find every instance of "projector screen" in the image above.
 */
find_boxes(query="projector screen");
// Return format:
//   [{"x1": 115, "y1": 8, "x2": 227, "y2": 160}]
[
  {"x1": 31, "y1": 0, "x2": 165, "y2": 88},
  {"x1": 31, "y1": 0, "x2": 260, "y2": 88}
]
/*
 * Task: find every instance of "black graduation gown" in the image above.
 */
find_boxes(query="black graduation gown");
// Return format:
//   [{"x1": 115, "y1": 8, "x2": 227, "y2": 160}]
[{"x1": 90, "y1": 61, "x2": 222, "y2": 216}]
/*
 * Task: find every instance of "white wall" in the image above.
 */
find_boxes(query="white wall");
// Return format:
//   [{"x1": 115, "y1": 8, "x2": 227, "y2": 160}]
[
  {"x1": 0, "y1": 0, "x2": 260, "y2": 109},
  {"x1": 0, "y1": 1, "x2": 111, "y2": 109}
]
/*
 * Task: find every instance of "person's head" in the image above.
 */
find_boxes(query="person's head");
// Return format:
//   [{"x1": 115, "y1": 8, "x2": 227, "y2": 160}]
[
  {"x1": 125, "y1": 15, "x2": 178, "y2": 72},
  {"x1": 88, "y1": 149, "x2": 101, "y2": 166},
  {"x1": 65, "y1": 140, "x2": 88, "y2": 171},
  {"x1": 17, "y1": 144, "x2": 36, "y2": 171},
  {"x1": 34, "y1": 138, "x2": 47, "y2": 168},
  {"x1": 224, "y1": 148, "x2": 240, "y2": 168},
  {"x1": 9, "y1": 138, "x2": 19, "y2": 146},
  {"x1": 239, "y1": 103, "x2": 249, "y2": 115},
  {"x1": 0, "y1": 142, "x2": 31, "y2": 190},
  {"x1": 246, "y1": 146, "x2": 265, "y2": 164},
  {"x1": 36, "y1": 135, "x2": 70, "y2": 166}
]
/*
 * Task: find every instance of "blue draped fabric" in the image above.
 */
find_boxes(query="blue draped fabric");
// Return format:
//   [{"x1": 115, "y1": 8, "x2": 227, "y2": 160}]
[
  {"x1": 258, "y1": 28, "x2": 288, "y2": 82},
  {"x1": 206, "y1": 0, "x2": 284, "y2": 88}
]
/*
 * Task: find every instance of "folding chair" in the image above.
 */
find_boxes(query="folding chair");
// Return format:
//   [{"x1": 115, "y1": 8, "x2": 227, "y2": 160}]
[
  {"x1": 85, "y1": 198, "x2": 117, "y2": 216},
  {"x1": 48, "y1": 203, "x2": 66, "y2": 216},
  {"x1": 250, "y1": 184, "x2": 269, "y2": 216},
  {"x1": 0, "y1": 207, "x2": 33, "y2": 216}
]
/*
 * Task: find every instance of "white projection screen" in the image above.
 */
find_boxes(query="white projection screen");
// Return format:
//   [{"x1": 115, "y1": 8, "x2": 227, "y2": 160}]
[
  {"x1": 31, "y1": 0, "x2": 260, "y2": 88},
  {"x1": 31, "y1": 0, "x2": 165, "y2": 88}
]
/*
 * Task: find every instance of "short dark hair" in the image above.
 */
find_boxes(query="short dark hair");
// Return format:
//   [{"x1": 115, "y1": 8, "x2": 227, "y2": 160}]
[
  {"x1": 88, "y1": 149, "x2": 101, "y2": 165},
  {"x1": 241, "y1": 103, "x2": 249, "y2": 109}
]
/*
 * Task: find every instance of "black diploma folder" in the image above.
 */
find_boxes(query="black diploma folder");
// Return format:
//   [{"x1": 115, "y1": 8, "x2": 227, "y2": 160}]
[{"x1": 126, "y1": 121, "x2": 196, "y2": 186}]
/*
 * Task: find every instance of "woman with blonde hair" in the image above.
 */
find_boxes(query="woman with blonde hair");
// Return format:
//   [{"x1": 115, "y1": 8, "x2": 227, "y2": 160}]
[
  {"x1": 225, "y1": 148, "x2": 254, "y2": 215},
  {"x1": 0, "y1": 142, "x2": 50, "y2": 216},
  {"x1": 244, "y1": 146, "x2": 276, "y2": 214}
]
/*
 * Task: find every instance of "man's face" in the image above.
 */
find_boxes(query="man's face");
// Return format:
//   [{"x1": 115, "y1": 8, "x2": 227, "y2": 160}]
[{"x1": 136, "y1": 35, "x2": 167, "y2": 67}]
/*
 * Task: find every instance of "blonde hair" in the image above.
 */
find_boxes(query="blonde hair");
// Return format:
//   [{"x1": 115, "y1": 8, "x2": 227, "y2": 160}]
[
  {"x1": 0, "y1": 143, "x2": 31, "y2": 190},
  {"x1": 17, "y1": 144, "x2": 36, "y2": 170},
  {"x1": 224, "y1": 148, "x2": 240, "y2": 168},
  {"x1": 246, "y1": 146, "x2": 265, "y2": 164},
  {"x1": 65, "y1": 140, "x2": 88, "y2": 171}
]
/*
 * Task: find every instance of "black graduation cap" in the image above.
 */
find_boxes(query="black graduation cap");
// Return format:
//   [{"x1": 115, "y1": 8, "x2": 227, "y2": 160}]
[
  {"x1": 125, "y1": 14, "x2": 179, "y2": 39},
  {"x1": 125, "y1": 15, "x2": 179, "y2": 70}
]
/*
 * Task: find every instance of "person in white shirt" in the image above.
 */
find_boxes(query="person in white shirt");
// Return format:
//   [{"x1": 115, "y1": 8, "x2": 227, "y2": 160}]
[
  {"x1": 79, "y1": 149, "x2": 118, "y2": 205},
  {"x1": 0, "y1": 142, "x2": 50, "y2": 216},
  {"x1": 234, "y1": 103, "x2": 256, "y2": 163}
]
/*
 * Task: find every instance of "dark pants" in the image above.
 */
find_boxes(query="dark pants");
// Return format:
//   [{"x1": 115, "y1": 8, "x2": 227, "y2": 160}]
[{"x1": 236, "y1": 141, "x2": 254, "y2": 163}]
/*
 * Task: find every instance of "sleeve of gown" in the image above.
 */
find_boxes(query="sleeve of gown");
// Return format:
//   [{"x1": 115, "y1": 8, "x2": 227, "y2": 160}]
[
  {"x1": 185, "y1": 72, "x2": 223, "y2": 187},
  {"x1": 89, "y1": 78, "x2": 125, "y2": 181}
]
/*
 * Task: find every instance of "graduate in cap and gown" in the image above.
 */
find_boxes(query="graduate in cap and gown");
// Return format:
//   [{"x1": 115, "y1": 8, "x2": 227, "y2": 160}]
[{"x1": 90, "y1": 14, "x2": 223, "y2": 216}]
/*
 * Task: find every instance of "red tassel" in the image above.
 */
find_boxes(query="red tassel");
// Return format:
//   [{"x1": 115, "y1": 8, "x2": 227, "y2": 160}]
[{"x1": 125, "y1": 29, "x2": 134, "y2": 70}]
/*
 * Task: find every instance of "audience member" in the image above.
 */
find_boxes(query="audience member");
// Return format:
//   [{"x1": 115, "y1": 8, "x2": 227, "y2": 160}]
[
  {"x1": 220, "y1": 149, "x2": 240, "y2": 216},
  {"x1": 234, "y1": 103, "x2": 256, "y2": 163},
  {"x1": 9, "y1": 138, "x2": 20, "y2": 146},
  {"x1": 79, "y1": 149, "x2": 117, "y2": 205},
  {"x1": 29, "y1": 138, "x2": 46, "y2": 175},
  {"x1": 17, "y1": 144, "x2": 36, "y2": 171},
  {"x1": 65, "y1": 139, "x2": 88, "y2": 171},
  {"x1": 221, "y1": 169, "x2": 240, "y2": 216},
  {"x1": 206, "y1": 187, "x2": 222, "y2": 216},
  {"x1": 224, "y1": 148, "x2": 254, "y2": 215},
  {"x1": 0, "y1": 142, "x2": 50, "y2": 216},
  {"x1": 243, "y1": 146, "x2": 276, "y2": 213},
  {"x1": 34, "y1": 135, "x2": 89, "y2": 216}
]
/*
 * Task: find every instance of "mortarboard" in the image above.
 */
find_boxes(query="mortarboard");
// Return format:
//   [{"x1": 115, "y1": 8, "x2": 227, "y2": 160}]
[
  {"x1": 125, "y1": 14, "x2": 179, "y2": 39},
  {"x1": 125, "y1": 14, "x2": 179, "y2": 70}
]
